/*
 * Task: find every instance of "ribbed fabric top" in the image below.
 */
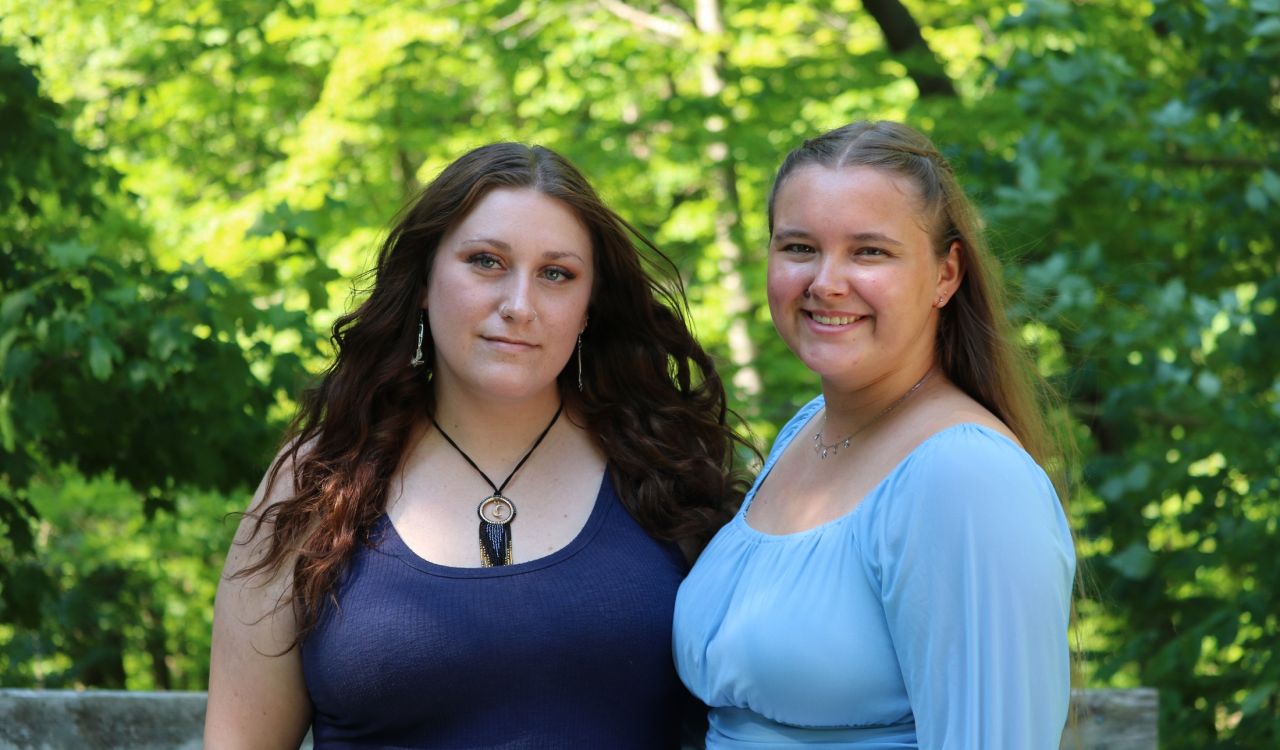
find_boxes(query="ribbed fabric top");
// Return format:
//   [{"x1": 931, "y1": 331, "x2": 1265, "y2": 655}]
[{"x1": 302, "y1": 470, "x2": 689, "y2": 749}]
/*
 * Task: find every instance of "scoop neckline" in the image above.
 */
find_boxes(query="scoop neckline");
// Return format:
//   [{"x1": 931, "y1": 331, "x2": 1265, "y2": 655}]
[
  {"x1": 736, "y1": 418, "x2": 1021, "y2": 542},
  {"x1": 372, "y1": 470, "x2": 614, "y2": 578}
]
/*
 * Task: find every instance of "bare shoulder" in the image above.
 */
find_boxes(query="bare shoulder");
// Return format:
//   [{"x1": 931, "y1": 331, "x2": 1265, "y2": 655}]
[
  {"x1": 205, "y1": 439, "x2": 313, "y2": 747},
  {"x1": 213, "y1": 435, "x2": 321, "y2": 647},
  {"x1": 912, "y1": 381, "x2": 1020, "y2": 446},
  {"x1": 229, "y1": 437, "x2": 316, "y2": 570},
  {"x1": 251, "y1": 436, "x2": 315, "y2": 514}
]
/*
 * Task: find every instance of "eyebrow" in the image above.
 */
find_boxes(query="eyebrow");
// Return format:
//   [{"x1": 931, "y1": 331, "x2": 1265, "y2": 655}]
[
  {"x1": 542, "y1": 250, "x2": 586, "y2": 262},
  {"x1": 460, "y1": 238, "x2": 586, "y2": 262},
  {"x1": 771, "y1": 228, "x2": 903, "y2": 246},
  {"x1": 460, "y1": 237, "x2": 512, "y2": 251}
]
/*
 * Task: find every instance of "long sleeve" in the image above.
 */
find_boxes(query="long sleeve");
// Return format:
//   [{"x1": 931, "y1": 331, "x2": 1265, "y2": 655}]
[{"x1": 870, "y1": 426, "x2": 1075, "y2": 749}]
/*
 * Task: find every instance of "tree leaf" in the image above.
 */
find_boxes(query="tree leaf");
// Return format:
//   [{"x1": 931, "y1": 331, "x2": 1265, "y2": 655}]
[
  {"x1": 1109, "y1": 543, "x2": 1156, "y2": 580},
  {"x1": 87, "y1": 336, "x2": 114, "y2": 380},
  {"x1": 1252, "y1": 16, "x2": 1280, "y2": 37},
  {"x1": 49, "y1": 240, "x2": 95, "y2": 268},
  {"x1": 0, "y1": 289, "x2": 36, "y2": 326},
  {"x1": 1261, "y1": 169, "x2": 1280, "y2": 201}
]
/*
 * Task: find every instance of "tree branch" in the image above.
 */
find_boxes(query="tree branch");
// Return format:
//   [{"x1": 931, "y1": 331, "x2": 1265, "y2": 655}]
[
  {"x1": 860, "y1": 0, "x2": 956, "y2": 98},
  {"x1": 492, "y1": 7, "x2": 530, "y2": 33},
  {"x1": 597, "y1": 0, "x2": 689, "y2": 41}
]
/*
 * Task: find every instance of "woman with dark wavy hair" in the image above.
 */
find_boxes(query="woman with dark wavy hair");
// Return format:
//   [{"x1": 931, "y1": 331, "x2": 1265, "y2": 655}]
[
  {"x1": 205, "y1": 142, "x2": 749, "y2": 748},
  {"x1": 674, "y1": 121, "x2": 1076, "y2": 747}
]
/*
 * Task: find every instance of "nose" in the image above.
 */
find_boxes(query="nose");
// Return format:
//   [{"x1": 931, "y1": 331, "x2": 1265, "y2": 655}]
[
  {"x1": 806, "y1": 255, "x2": 848, "y2": 299},
  {"x1": 499, "y1": 276, "x2": 537, "y2": 324}
]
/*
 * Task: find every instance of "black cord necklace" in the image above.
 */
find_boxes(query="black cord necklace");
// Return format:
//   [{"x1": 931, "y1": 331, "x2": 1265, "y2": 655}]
[{"x1": 430, "y1": 403, "x2": 563, "y2": 567}]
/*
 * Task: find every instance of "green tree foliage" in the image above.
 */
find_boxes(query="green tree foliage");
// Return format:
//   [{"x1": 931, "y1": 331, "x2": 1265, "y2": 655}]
[
  {"x1": 0, "y1": 44, "x2": 318, "y2": 687},
  {"x1": 956, "y1": 2, "x2": 1278, "y2": 744},
  {"x1": 914, "y1": 2, "x2": 1279, "y2": 742},
  {"x1": 1, "y1": 0, "x2": 1277, "y2": 743}
]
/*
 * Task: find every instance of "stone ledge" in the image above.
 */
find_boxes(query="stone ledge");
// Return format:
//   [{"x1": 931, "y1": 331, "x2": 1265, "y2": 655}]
[
  {"x1": 0, "y1": 690, "x2": 313, "y2": 750},
  {"x1": 1061, "y1": 687, "x2": 1159, "y2": 750},
  {"x1": 0, "y1": 687, "x2": 1155, "y2": 749},
  {"x1": 0, "y1": 689, "x2": 206, "y2": 750}
]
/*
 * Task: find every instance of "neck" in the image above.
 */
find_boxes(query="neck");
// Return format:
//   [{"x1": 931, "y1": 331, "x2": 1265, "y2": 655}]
[
  {"x1": 819, "y1": 364, "x2": 935, "y2": 439},
  {"x1": 430, "y1": 384, "x2": 565, "y2": 462}
]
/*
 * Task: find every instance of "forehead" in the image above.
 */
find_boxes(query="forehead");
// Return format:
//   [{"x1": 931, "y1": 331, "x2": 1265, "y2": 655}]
[
  {"x1": 773, "y1": 166, "x2": 928, "y2": 235},
  {"x1": 447, "y1": 187, "x2": 590, "y2": 241}
]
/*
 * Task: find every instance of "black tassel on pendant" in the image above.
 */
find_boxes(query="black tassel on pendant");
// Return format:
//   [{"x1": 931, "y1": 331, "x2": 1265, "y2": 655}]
[{"x1": 479, "y1": 521, "x2": 512, "y2": 567}]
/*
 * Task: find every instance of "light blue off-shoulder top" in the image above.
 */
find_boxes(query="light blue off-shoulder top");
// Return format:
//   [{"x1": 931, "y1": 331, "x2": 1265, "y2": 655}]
[{"x1": 673, "y1": 396, "x2": 1076, "y2": 749}]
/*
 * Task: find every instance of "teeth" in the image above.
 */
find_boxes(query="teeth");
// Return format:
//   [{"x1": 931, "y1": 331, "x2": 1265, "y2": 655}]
[{"x1": 811, "y1": 313, "x2": 861, "y2": 325}]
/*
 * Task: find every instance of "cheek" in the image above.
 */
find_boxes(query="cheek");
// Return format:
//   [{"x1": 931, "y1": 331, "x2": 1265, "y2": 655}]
[
  {"x1": 574, "y1": 285, "x2": 594, "y2": 326},
  {"x1": 425, "y1": 280, "x2": 476, "y2": 342},
  {"x1": 852, "y1": 269, "x2": 900, "y2": 305},
  {"x1": 765, "y1": 279, "x2": 785, "y2": 318},
  {"x1": 859, "y1": 275, "x2": 885, "y2": 299},
  {"x1": 425, "y1": 308, "x2": 458, "y2": 354},
  {"x1": 765, "y1": 262, "x2": 799, "y2": 306},
  {"x1": 423, "y1": 263, "x2": 453, "y2": 313},
  {"x1": 557, "y1": 288, "x2": 592, "y2": 334}
]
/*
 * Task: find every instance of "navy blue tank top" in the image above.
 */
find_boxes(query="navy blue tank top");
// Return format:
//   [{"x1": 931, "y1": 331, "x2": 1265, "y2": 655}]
[{"x1": 301, "y1": 470, "x2": 689, "y2": 749}]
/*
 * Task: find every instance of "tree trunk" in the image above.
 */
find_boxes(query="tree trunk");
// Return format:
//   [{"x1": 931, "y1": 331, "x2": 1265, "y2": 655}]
[{"x1": 695, "y1": 0, "x2": 762, "y2": 400}]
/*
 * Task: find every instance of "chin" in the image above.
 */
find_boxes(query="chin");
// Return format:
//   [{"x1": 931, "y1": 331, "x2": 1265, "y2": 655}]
[
  {"x1": 791, "y1": 349, "x2": 860, "y2": 378},
  {"x1": 480, "y1": 377, "x2": 562, "y2": 403}
]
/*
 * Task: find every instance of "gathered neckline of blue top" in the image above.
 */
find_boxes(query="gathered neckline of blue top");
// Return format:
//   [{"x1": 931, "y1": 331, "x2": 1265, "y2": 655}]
[
  {"x1": 369, "y1": 470, "x2": 614, "y2": 579},
  {"x1": 736, "y1": 415, "x2": 1030, "y2": 543}
]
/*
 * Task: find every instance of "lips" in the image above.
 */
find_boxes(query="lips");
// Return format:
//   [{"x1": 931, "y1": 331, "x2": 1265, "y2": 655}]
[
  {"x1": 483, "y1": 335, "x2": 537, "y2": 350},
  {"x1": 807, "y1": 312, "x2": 864, "y2": 325}
]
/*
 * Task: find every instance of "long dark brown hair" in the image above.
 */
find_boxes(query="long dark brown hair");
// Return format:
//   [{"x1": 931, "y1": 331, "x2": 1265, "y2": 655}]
[
  {"x1": 239, "y1": 143, "x2": 753, "y2": 642},
  {"x1": 767, "y1": 121, "x2": 1067, "y2": 481}
]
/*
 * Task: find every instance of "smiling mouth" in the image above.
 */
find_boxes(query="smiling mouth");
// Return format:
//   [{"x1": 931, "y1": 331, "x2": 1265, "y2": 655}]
[{"x1": 808, "y1": 312, "x2": 863, "y2": 325}]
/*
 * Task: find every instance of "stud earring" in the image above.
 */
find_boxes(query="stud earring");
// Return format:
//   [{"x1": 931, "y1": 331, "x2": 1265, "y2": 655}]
[{"x1": 409, "y1": 310, "x2": 425, "y2": 367}]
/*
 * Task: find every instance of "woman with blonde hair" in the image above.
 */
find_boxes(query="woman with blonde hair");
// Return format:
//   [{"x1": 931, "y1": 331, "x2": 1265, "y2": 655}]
[{"x1": 674, "y1": 121, "x2": 1075, "y2": 748}]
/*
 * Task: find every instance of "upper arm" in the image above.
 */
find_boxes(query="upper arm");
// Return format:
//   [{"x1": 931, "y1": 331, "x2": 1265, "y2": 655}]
[
  {"x1": 205, "y1": 456, "x2": 312, "y2": 750},
  {"x1": 876, "y1": 433, "x2": 1075, "y2": 749}
]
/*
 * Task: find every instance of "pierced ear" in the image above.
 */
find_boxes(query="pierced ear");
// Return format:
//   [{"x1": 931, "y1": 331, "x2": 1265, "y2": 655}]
[{"x1": 938, "y1": 240, "x2": 964, "y2": 295}]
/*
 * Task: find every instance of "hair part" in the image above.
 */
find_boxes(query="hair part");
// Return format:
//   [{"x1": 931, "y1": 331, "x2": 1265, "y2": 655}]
[{"x1": 237, "y1": 143, "x2": 753, "y2": 646}]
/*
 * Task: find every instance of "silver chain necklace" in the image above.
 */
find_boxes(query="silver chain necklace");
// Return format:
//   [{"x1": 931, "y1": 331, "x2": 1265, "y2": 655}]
[{"x1": 813, "y1": 370, "x2": 933, "y2": 460}]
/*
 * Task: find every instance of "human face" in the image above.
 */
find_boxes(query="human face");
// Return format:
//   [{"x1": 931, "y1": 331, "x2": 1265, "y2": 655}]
[
  {"x1": 766, "y1": 166, "x2": 960, "y2": 391},
  {"x1": 424, "y1": 187, "x2": 593, "y2": 405}
]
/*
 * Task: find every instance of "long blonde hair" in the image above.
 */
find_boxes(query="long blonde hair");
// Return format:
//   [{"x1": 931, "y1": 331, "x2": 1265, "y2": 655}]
[{"x1": 768, "y1": 121, "x2": 1066, "y2": 481}]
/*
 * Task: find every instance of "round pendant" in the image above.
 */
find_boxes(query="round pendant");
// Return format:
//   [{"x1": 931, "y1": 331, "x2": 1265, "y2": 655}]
[{"x1": 477, "y1": 495, "x2": 517, "y2": 525}]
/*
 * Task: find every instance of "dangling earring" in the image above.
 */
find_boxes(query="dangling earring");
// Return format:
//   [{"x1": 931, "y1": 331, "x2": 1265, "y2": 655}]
[
  {"x1": 409, "y1": 310, "x2": 425, "y2": 367},
  {"x1": 576, "y1": 333, "x2": 584, "y2": 391}
]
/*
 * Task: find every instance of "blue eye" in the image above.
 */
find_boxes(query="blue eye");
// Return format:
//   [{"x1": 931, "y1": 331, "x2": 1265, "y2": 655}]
[
  {"x1": 542, "y1": 267, "x2": 575, "y2": 282},
  {"x1": 468, "y1": 253, "x2": 502, "y2": 269}
]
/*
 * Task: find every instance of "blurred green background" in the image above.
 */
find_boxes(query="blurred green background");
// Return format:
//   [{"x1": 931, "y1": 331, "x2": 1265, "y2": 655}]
[{"x1": 1, "y1": 0, "x2": 1277, "y2": 745}]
